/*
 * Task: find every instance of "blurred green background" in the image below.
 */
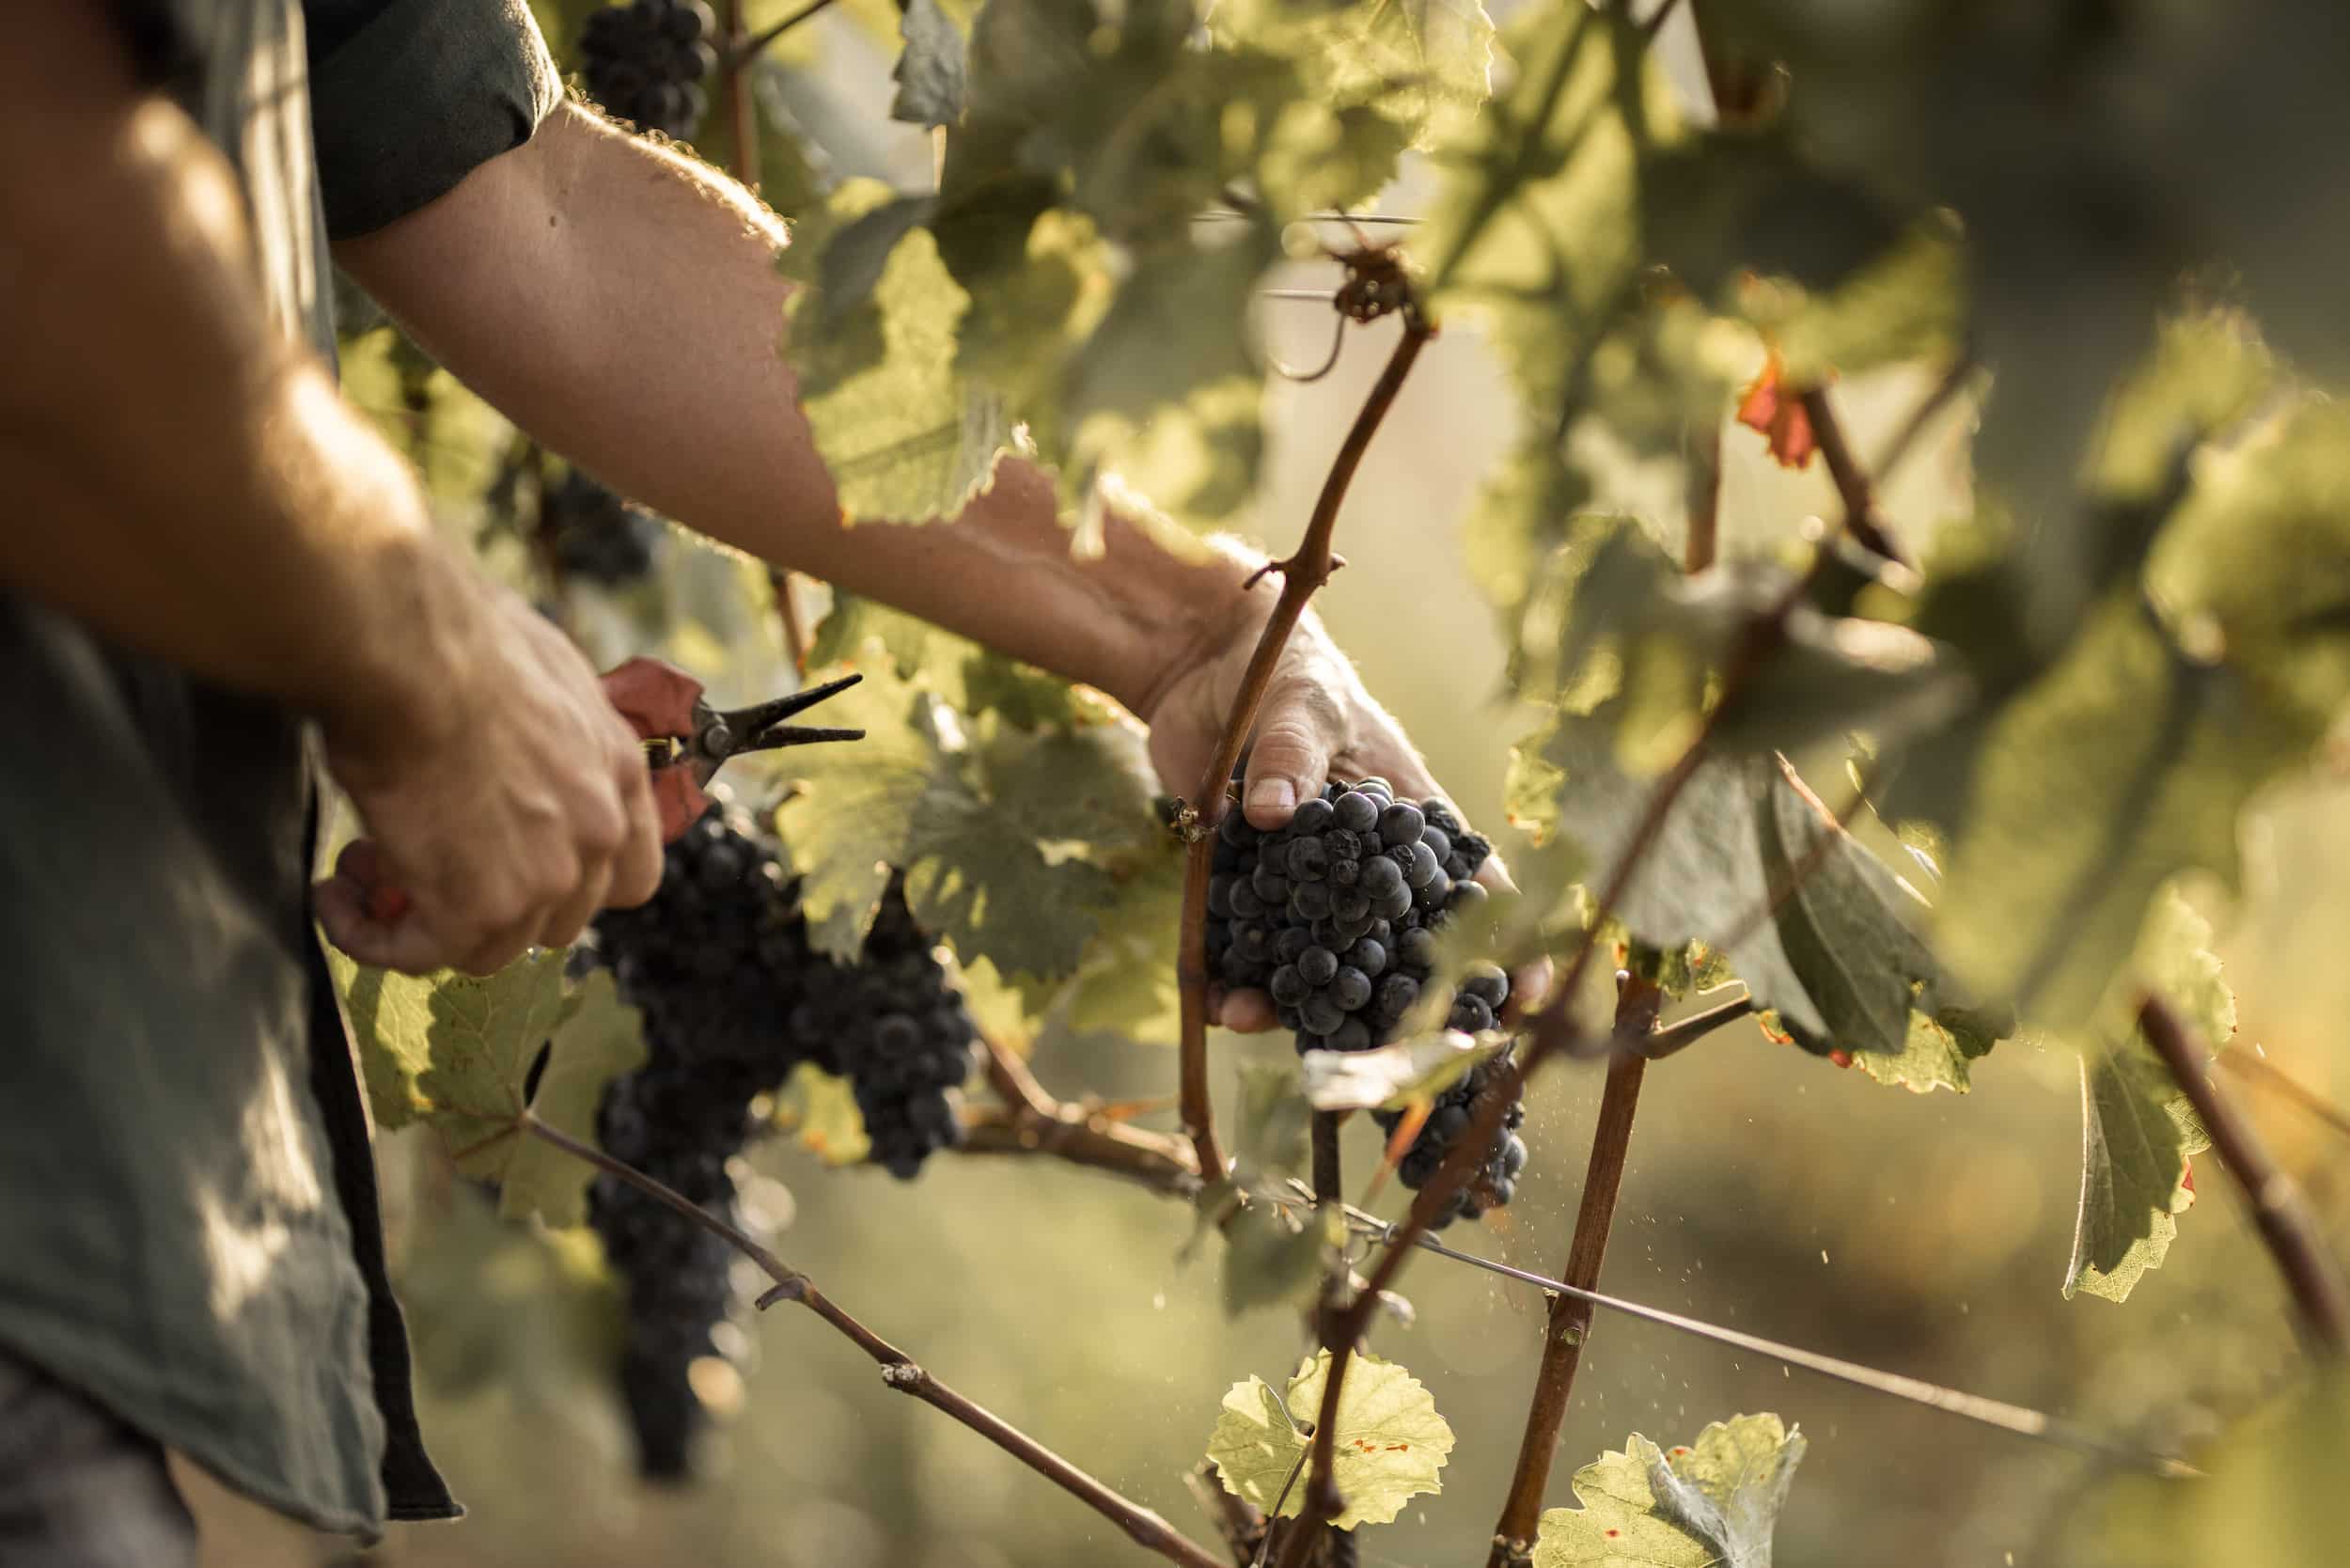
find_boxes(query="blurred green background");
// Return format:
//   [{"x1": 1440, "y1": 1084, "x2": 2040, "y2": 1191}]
[{"x1": 189, "y1": 297, "x2": 2350, "y2": 1568}]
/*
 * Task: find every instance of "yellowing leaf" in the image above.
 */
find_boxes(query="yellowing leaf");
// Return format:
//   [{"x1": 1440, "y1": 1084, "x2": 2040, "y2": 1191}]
[
  {"x1": 774, "y1": 1062, "x2": 872, "y2": 1167},
  {"x1": 1206, "y1": 1351, "x2": 1454, "y2": 1529},
  {"x1": 1535, "y1": 1413, "x2": 1807, "y2": 1568},
  {"x1": 2062, "y1": 890, "x2": 2231, "y2": 1304}
]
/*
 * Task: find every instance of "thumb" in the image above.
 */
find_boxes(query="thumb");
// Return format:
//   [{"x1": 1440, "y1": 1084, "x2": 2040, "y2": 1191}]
[{"x1": 1240, "y1": 677, "x2": 1340, "y2": 829}]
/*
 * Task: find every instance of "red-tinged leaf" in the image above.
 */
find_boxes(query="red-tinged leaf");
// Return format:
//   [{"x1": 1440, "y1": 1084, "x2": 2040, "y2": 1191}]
[{"x1": 1734, "y1": 351, "x2": 1821, "y2": 469}]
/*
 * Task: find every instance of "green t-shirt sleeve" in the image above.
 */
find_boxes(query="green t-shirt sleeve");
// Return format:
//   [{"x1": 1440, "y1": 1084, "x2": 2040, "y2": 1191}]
[{"x1": 306, "y1": 0, "x2": 563, "y2": 241}]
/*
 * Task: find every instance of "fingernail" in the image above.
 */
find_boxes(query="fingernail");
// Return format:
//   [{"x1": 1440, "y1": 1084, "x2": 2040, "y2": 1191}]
[{"x1": 1247, "y1": 778, "x2": 1295, "y2": 814}]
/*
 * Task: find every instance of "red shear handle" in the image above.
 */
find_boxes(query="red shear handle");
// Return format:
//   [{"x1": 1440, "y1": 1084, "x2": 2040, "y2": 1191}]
[
  {"x1": 599, "y1": 655, "x2": 713, "y2": 841},
  {"x1": 330, "y1": 656, "x2": 711, "y2": 934}
]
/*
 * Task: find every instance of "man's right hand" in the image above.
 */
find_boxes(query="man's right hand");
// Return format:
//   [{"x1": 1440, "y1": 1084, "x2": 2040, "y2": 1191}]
[{"x1": 312, "y1": 579, "x2": 665, "y2": 976}]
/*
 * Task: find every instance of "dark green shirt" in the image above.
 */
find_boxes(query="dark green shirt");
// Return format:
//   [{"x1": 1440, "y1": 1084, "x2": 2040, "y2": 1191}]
[{"x1": 0, "y1": 0, "x2": 557, "y2": 1538}]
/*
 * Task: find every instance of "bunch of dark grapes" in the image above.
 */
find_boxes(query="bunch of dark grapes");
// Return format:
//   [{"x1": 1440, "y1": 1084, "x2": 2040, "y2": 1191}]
[
  {"x1": 579, "y1": 0, "x2": 718, "y2": 140},
  {"x1": 586, "y1": 808, "x2": 810, "y2": 1479},
  {"x1": 1206, "y1": 780, "x2": 1499, "y2": 1049},
  {"x1": 583, "y1": 813, "x2": 978, "y2": 1473},
  {"x1": 540, "y1": 467, "x2": 662, "y2": 587},
  {"x1": 1372, "y1": 1037, "x2": 1527, "y2": 1229},
  {"x1": 1205, "y1": 780, "x2": 1525, "y2": 1227},
  {"x1": 782, "y1": 877, "x2": 976, "y2": 1180}
]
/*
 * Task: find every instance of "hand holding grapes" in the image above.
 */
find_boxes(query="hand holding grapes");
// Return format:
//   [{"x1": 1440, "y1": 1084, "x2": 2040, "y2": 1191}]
[{"x1": 1137, "y1": 565, "x2": 1549, "y2": 1032}]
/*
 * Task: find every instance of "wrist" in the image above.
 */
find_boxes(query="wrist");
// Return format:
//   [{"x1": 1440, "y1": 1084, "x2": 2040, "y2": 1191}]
[
  {"x1": 312, "y1": 523, "x2": 493, "y2": 780},
  {"x1": 1096, "y1": 526, "x2": 1266, "y2": 723}
]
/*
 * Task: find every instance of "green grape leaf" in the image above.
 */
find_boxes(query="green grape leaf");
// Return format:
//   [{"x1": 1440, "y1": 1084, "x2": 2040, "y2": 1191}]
[
  {"x1": 1929, "y1": 589, "x2": 2318, "y2": 1030},
  {"x1": 1846, "y1": 1009, "x2": 2001, "y2": 1096},
  {"x1": 892, "y1": 0, "x2": 968, "y2": 130},
  {"x1": 1462, "y1": 442, "x2": 1598, "y2": 688},
  {"x1": 2062, "y1": 890, "x2": 2231, "y2": 1303},
  {"x1": 1057, "y1": 853, "x2": 1186, "y2": 1045},
  {"x1": 811, "y1": 193, "x2": 940, "y2": 333},
  {"x1": 808, "y1": 588, "x2": 1098, "y2": 733},
  {"x1": 1740, "y1": 217, "x2": 1965, "y2": 386},
  {"x1": 1253, "y1": 100, "x2": 1416, "y2": 219},
  {"x1": 1526, "y1": 518, "x2": 1966, "y2": 769},
  {"x1": 1206, "y1": 1350, "x2": 1455, "y2": 1529},
  {"x1": 1217, "y1": 1194, "x2": 1340, "y2": 1319},
  {"x1": 788, "y1": 182, "x2": 1012, "y2": 524},
  {"x1": 1419, "y1": 6, "x2": 1670, "y2": 413},
  {"x1": 1213, "y1": 0, "x2": 1496, "y2": 152},
  {"x1": 1543, "y1": 726, "x2": 2006, "y2": 1070},
  {"x1": 2067, "y1": 1045, "x2": 2201, "y2": 1304},
  {"x1": 329, "y1": 947, "x2": 570, "y2": 1165},
  {"x1": 1534, "y1": 1414, "x2": 1807, "y2": 1568},
  {"x1": 1639, "y1": 126, "x2": 1905, "y2": 307},
  {"x1": 776, "y1": 654, "x2": 1166, "y2": 979},
  {"x1": 943, "y1": 0, "x2": 1226, "y2": 247},
  {"x1": 493, "y1": 970, "x2": 649, "y2": 1230},
  {"x1": 1059, "y1": 229, "x2": 1280, "y2": 532},
  {"x1": 1232, "y1": 1058, "x2": 1313, "y2": 1180}
]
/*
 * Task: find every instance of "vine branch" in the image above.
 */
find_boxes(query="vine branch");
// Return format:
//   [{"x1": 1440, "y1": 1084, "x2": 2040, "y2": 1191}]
[
  {"x1": 1635, "y1": 991, "x2": 1756, "y2": 1061},
  {"x1": 1177, "y1": 274, "x2": 1436, "y2": 1182},
  {"x1": 1486, "y1": 970, "x2": 1663, "y2": 1567},
  {"x1": 521, "y1": 1112, "x2": 1228, "y2": 1568},
  {"x1": 1798, "y1": 384, "x2": 1909, "y2": 568},
  {"x1": 2137, "y1": 996, "x2": 2350, "y2": 1355},
  {"x1": 2218, "y1": 1047, "x2": 2350, "y2": 1142},
  {"x1": 962, "y1": 1034, "x2": 1204, "y2": 1198}
]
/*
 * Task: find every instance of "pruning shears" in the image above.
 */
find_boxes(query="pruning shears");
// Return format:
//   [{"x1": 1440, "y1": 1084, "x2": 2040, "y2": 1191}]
[{"x1": 335, "y1": 655, "x2": 864, "y2": 924}]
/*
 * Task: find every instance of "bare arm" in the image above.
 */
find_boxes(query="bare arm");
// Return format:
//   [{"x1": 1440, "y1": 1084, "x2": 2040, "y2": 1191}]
[
  {"x1": 334, "y1": 101, "x2": 1241, "y2": 722},
  {"x1": 0, "y1": 13, "x2": 661, "y2": 973}
]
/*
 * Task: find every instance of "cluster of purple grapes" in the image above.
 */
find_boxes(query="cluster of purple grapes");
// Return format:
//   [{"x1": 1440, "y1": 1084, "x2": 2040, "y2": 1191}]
[
  {"x1": 579, "y1": 0, "x2": 719, "y2": 140},
  {"x1": 1373, "y1": 1044, "x2": 1527, "y2": 1228},
  {"x1": 584, "y1": 809, "x2": 974, "y2": 1477},
  {"x1": 781, "y1": 881, "x2": 976, "y2": 1180},
  {"x1": 1205, "y1": 778, "x2": 1525, "y2": 1226}
]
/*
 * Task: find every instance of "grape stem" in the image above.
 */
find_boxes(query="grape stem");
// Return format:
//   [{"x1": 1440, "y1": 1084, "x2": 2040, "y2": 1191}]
[
  {"x1": 963, "y1": 1033, "x2": 1204, "y2": 1198},
  {"x1": 1310, "y1": 1109, "x2": 1345, "y2": 1353},
  {"x1": 2137, "y1": 996, "x2": 2350, "y2": 1355},
  {"x1": 1633, "y1": 990, "x2": 1756, "y2": 1061},
  {"x1": 520, "y1": 1110, "x2": 1229, "y2": 1568},
  {"x1": 1175, "y1": 277, "x2": 1436, "y2": 1184},
  {"x1": 1485, "y1": 970, "x2": 1662, "y2": 1568}
]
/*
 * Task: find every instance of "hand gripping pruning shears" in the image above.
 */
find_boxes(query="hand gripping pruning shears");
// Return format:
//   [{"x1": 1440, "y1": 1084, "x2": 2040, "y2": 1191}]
[{"x1": 335, "y1": 655, "x2": 863, "y2": 924}]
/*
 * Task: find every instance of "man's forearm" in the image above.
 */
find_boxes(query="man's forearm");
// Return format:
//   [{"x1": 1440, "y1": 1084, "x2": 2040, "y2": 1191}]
[
  {"x1": 0, "y1": 7, "x2": 478, "y2": 750},
  {"x1": 336, "y1": 102, "x2": 1255, "y2": 718}
]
